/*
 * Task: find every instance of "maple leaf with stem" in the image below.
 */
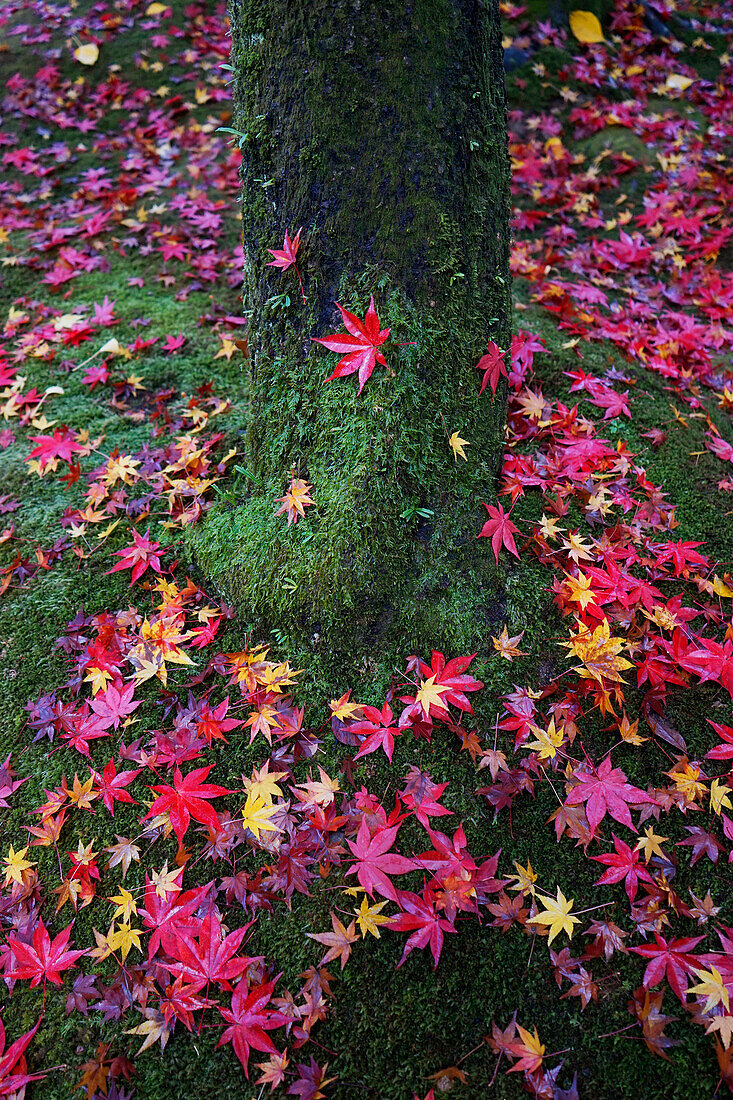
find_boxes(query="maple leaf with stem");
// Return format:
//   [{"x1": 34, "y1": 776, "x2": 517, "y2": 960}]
[
  {"x1": 0, "y1": 1018, "x2": 45, "y2": 1095},
  {"x1": 307, "y1": 913, "x2": 359, "y2": 970},
  {"x1": 106, "y1": 528, "x2": 163, "y2": 585},
  {"x1": 475, "y1": 339, "x2": 508, "y2": 396},
  {"x1": 448, "y1": 431, "x2": 469, "y2": 461},
  {"x1": 217, "y1": 976, "x2": 289, "y2": 1078},
  {"x1": 346, "y1": 818, "x2": 417, "y2": 902},
  {"x1": 630, "y1": 933, "x2": 705, "y2": 1002},
  {"x1": 565, "y1": 755, "x2": 649, "y2": 838},
  {"x1": 8, "y1": 920, "x2": 86, "y2": 988},
  {"x1": 592, "y1": 833, "x2": 654, "y2": 901},
  {"x1": 275, "y1": 476, "x2": 314, "y2": 526},
  {"x1": 267, "y1": 227, "x2": 305, "y2": 302},
  {"x1": 526, "y1": 887, "x2": 580, "y2": 944},
  {"x1": 506, "y1": 1023, "x2": 545, "y2": 1074},
  {"x1": 312, "y1": 295, "x2": 390, "y2": 394},
  {"x1": 354, "y1": 896, "x2": 393, "y2": 938},
  {"x1": 145, "y1": 765, "x2": 232, "y2": 846},
  {"x1": 478, "y1": 502, "x2": 521, "y2": 563},
  {"x1": 390, "y1": 888, "x2": 456, "y2": 968}
]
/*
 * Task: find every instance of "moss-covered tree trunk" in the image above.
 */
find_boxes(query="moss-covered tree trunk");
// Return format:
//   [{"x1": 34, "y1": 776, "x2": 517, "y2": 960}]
[{"x1": 194, "y1": 0, "x2": 511, "y2": 688}]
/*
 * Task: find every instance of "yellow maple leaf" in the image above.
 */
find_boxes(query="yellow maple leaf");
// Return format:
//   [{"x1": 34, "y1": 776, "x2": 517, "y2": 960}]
[
  {"x1": 526, "y1": 887, "x2": 580, "y2": 944},
  {"x1": 507, "y1": 859, "x2": 537, "y2": 896},
  {"x1": 526, "y1": 718, "x2": 565, "y2": 761},
  {"x1": 109, "y1": 887, "x2": 137, "y2": 923},
  {"x1": 243, "y1": 764, "x2": 286, "y2": 805},
  {"x1": 448, "y1": 430, "x2": 469, "y2": 462},
  {"x1": 73, "y1": 43, "x2": 99, "y2": 65},
  {"x1": 415, "y1": 674, "x2": 449, "y2": 718},
  {"x1": 711, "y1": 778, "x2": 732, "y2": 816},
  {"x1": 84, "y1": 666, "x2": 113, "y2": 695},
  {"x1": 689, "y1": 966, "x2": 730, "y2": 1014},
  {"x1": 634, "y1": 827, "x2": 668, "y2": 862},
  {"x1": 2, "y1": 846, "x2": 34, "y2": 887},
  {"x1": 354, "y1": 897, "x2": 392, "y2": 938},
  {"x1": 668, "y1": 760, "x2": 706, "y2": 805},
  {"x1": 569, "y1": 10, "x2": 605, "y2": 43},
  {"x1": 664, "y1": 74, "x2": 694, "y2": 93},
  {"x1": 110, "y1": 921, "x2": 142, "y2": 961},
  {"x1": 242, "y1": 791, "x2": 281, "y2": 841},
  {"x1": 560, "y1": 617, "x2": 633, "y2": 684},
  {"x1": 329, "y1": 691, "x2": 362, "y2": 721},
  {"x1": 562, "y1": 571, "x2": 599, "y2": 611}
]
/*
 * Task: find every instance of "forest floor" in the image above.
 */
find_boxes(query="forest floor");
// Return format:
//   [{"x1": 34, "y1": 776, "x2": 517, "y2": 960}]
[{"x1": 1, "y1": 1, "x2": 732, "y2": 1099}]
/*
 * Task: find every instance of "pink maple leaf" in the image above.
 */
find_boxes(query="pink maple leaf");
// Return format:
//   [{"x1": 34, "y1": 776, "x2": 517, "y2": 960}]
[
  {"x1": 478, "y1": 503, "x2": 521, "y2": 563},
  {"x1": 346, "y1": 818, "x2": 416, "y2": 901}
]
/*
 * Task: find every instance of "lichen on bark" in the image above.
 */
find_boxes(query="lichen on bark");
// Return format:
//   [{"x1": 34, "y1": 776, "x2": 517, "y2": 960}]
[{"x1": 189, "y1": 0, "x2": 513, "y2": 687}]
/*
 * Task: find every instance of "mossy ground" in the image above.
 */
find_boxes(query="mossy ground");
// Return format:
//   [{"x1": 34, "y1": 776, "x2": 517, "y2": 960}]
[{"x1": 1, "y1": 1, "x2": 733, "y2": 1098}]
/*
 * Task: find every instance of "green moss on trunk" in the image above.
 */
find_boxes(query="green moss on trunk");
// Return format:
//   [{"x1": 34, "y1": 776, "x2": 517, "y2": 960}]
[{"x1": 189, "y1": 0, "x2": 512, "y2": 684}]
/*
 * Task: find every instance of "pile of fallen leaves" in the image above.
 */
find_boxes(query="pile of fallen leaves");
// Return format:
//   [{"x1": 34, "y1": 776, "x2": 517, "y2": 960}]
[{"x1": 1, "y1": 0, "x2": 733, "y2": 1097}]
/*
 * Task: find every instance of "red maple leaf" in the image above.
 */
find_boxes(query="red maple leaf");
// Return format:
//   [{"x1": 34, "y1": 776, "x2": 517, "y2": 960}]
[
  {"x1": 162, "y1": 333, "x2": 186, "y2": 353},
  {"x1": 591, "y1": 834, "x2": 653, "y2": 901},
  {"x1": 706, "y1": 721, "x2": 733, "y2": 760},
  {"x1": 346, "y1": 818, "x2": 417, "y2": 901},
  {"x1": 475, "y1": 339, "x2": 508, "y2": 396},
  {"x1": 565, "y1": 755, "x2": 649, "y2": 838},
  {"x1": 312, "y1": 295, "x2": 390, "y2": 394},
  {"x1": 631, "y1": 933, "x2": 704, "y2": 1002},
  {"x1": 408, "y1": 651, "x2": 484, "y2": 714},
  {"x1": 145, "y1": 765, "x2": 232, "y2": 845},
  {"x1": 399, "y1": 767, "x2": 452, "y2": 830},
  {"x1": 267, "y1": 227, "x2": 301, "y2": 271},
  {"x1": 0, "y1": 1019, "x2": 45, "y2": 1095},
  {"x1": 478, "y1": 502, "x2": 521, "y2": 563},
  {"x1": 165, "y1": 906, "x2": 259, "y2": 991},
  {"x1": 196, "y1": 697, "x2": 243, "y2": 745},
  {"x1": 217, "y1": 976, "x2": 289, "y2": 1077},
  {"x1": 9, "y1": 920, "x2": 86, "y2": 988},
  {"x1": 91, "y1": 758, "x2": 140, "y2": 815},
  {"x1": 142, "y1": 879, "x2": 211, "y2": 959},
  {"x1": 352, "y1": 702, "x2": 399, "y2": 763},
  {"x1": 391, "y1": 888, "x2": 456, "y2": 968},
  {"x1": 26, "y1": 428, "x2": 82, "y2": 473},
  {"x1": 106, "y1": 528, "x2": 163, "y2": 585}
]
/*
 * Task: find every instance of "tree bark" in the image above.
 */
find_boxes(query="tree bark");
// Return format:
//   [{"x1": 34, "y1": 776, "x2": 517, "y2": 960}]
[{"x1": 193, "y1": 0, "x2": 512, "y2": 687}]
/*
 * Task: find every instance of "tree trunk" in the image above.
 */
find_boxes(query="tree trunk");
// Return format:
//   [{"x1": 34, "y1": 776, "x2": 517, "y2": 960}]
[{"x1": 192, "y1": 0, "x2": 512, "y2": 690}]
